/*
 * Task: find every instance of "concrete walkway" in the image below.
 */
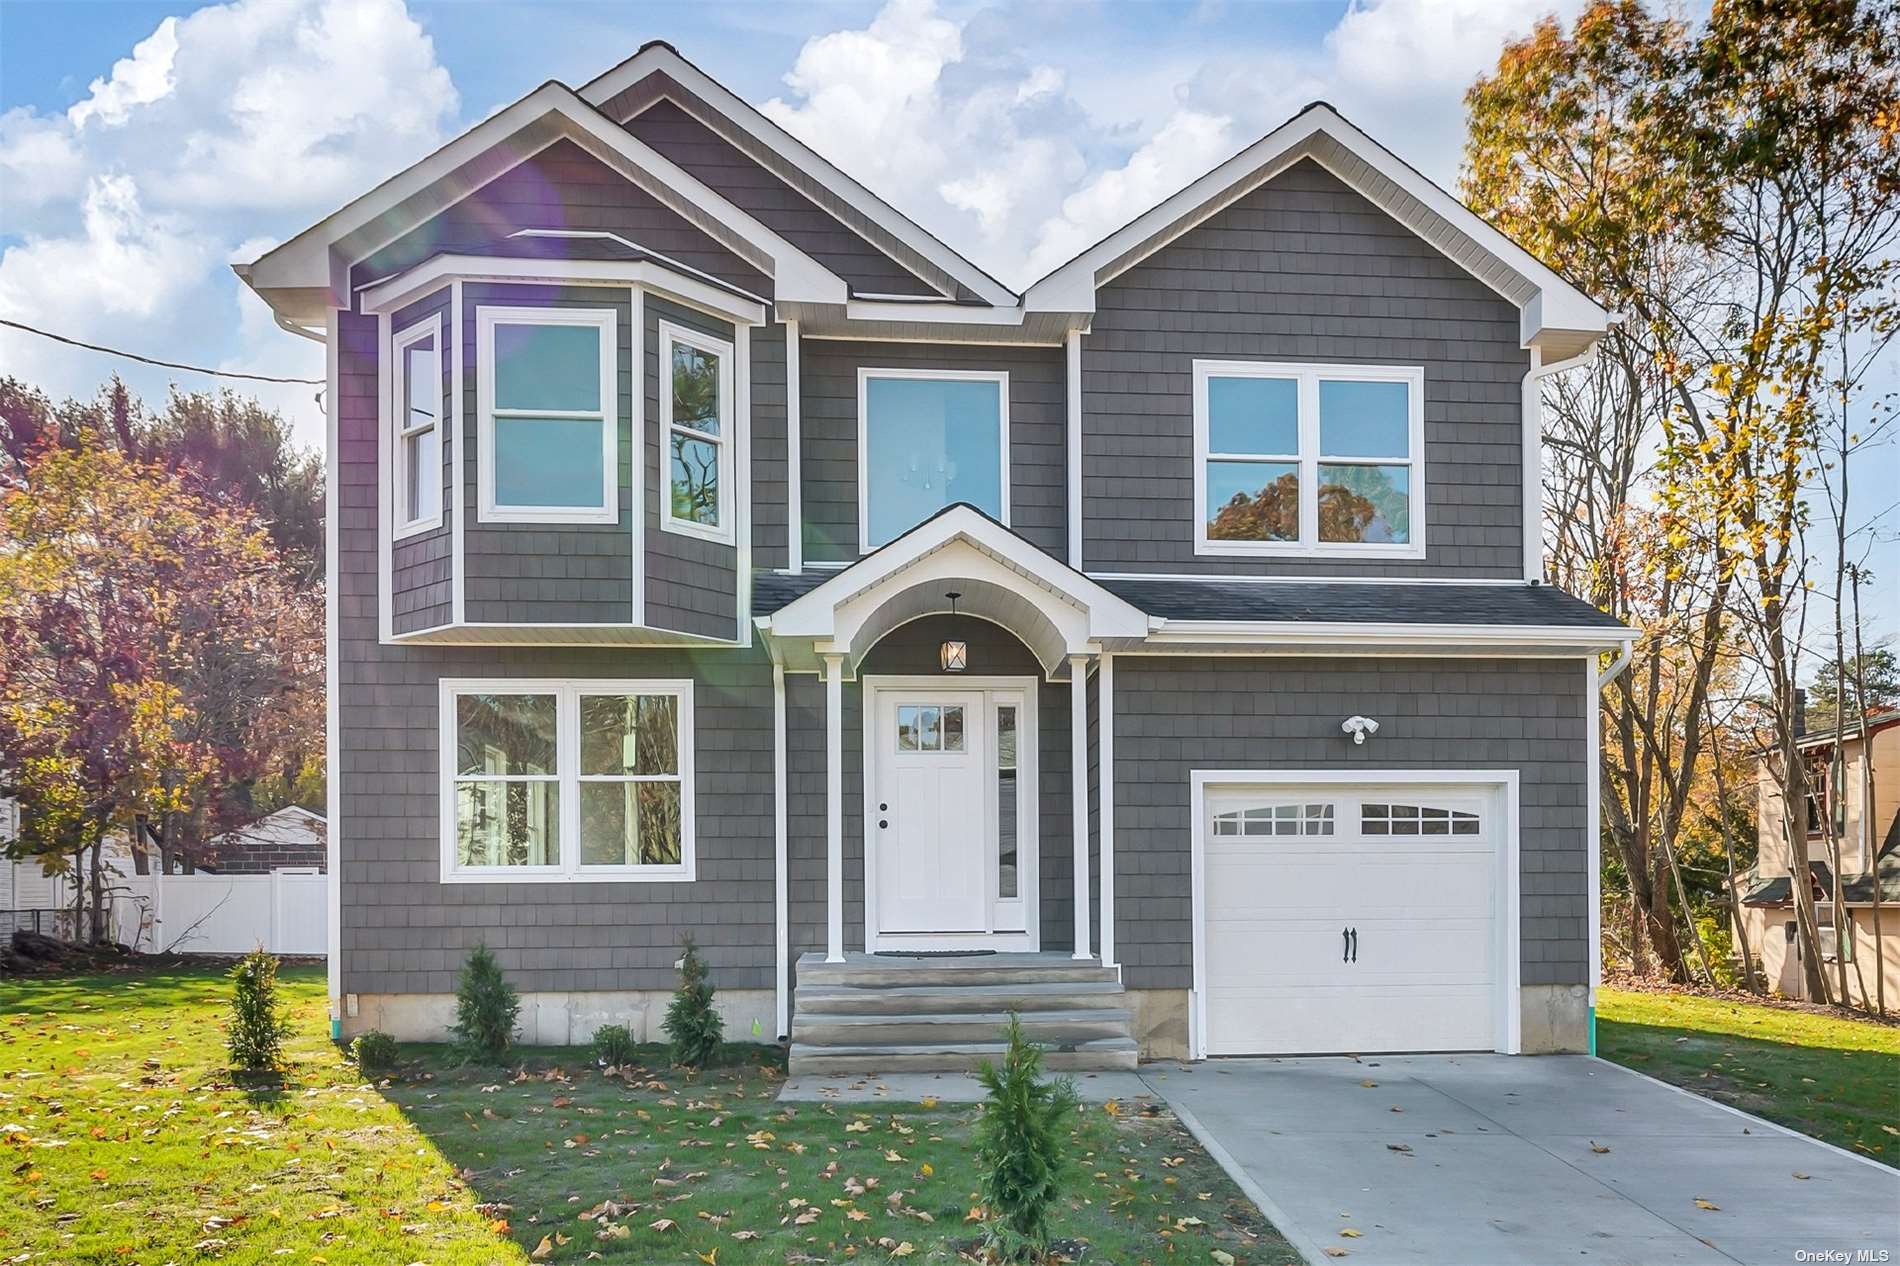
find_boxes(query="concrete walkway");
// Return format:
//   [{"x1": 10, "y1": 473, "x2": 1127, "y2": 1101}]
[{"x1": 1140, "y1": 1054, "x2": 1900, "y2": 1266}]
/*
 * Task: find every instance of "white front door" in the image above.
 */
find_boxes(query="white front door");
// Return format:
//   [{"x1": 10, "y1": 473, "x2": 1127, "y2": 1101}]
[
  {"x1": 1200, "y1": 781, "x2": 1507, "y2": 1055},
  {"x1": 867, "y1": 679, "x2": 1038, "y2": 949}
]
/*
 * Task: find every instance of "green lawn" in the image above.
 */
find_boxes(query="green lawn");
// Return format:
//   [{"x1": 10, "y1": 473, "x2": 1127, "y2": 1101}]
[
  {"x1": 1596, "y1": 985, "x2": 1900, "y2": 1165},
  {"x1": 0, "y1": 962, "x2": 1294, "y2": 1265}
]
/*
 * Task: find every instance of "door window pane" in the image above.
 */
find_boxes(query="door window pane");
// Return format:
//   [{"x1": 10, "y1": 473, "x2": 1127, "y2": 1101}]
[
  {"x1": 942, "y1": 705, "x2": 964, "y2": 752},
  {"x1": 493, "y1": 322, "x2": 601, "y2": 412},
  {"x1": 1318, "y1": 464, "x2": 1410, "y2": 544},
  {"x1": 495, "y1": 416, "x2": 606, "y2": 508},
  {"x1": 1206, "y1": 461, "x2": 1298, "y2": 541},
  {"x1": 1207, "y1": 376, "x2": 1297, "y2": 454},
  {"x1": 1318, "y1": 380, "x2": 1409, "y2": 458},
  {"x1": 863, "y1": 375, "x2": 1004, "y2": 547},
  {"x1": 456, "y1": 694, "x2": 556, "y2": 776}
]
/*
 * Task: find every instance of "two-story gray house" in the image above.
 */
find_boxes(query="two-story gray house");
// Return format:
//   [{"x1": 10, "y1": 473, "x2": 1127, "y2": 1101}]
[{"x1": 239, "y1": 41, "x2": 1631, "y2": 1071}]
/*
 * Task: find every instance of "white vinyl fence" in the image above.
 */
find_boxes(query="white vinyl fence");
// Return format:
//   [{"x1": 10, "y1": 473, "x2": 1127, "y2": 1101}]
[{"x1": 112, "y1": 870, "x2": 327, "y2": 956}]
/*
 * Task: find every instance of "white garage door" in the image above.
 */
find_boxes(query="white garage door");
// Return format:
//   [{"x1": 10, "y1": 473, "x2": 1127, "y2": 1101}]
[{"x1": 1200, "y1": 780, "x2": 1506, "y2": 1056}]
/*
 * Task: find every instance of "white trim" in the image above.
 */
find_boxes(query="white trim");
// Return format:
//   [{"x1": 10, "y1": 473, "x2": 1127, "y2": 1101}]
[
  {"x1": 856, "y1": 367, "x2": 1011, "y2": 554},
  {"x1": 376, "y1": 311, "x2": 394, "y2": 643},
  {"x1": 1191, "y1": 360, "x2": 1426, "y2": 560},
  {"x1": 735, "y1": 322, "x2": 752, "y2": 631},
  {"x1": 861, "y1": 676, "x2": 1041, "y2": 953},
  {"x1": 1070, "y1": 654, "x2": 1091, "y2": 959},
  {"x1": 475, "y1": 304, "x2": 619, "y2": 525},
  {"x1": 629, "y1": 287, "x2": 646, "y2": 626},
  {"x1": 1023, "y1": 102, "x2": 1608, "y2": 354},
  {"x1": 361, "y1": 254, "x2": 766, "y2": 327},
  {"x1": 450, "y1": 280, "x2": 466, "y2": 625},
  {"x1": 784, "y1": 319, "x2": 803, "y2": 575},
  {"x1": 579, "y1": 46, "x2": 1016, "y2": 306},
  {"x1": 824, "y1": 654, "x2": 845, "y2": 962},
  {"x1": 1087, "y1": 571, "x2": 1530, "y2": 586},
  {"x1": 801, "y1": 331, "x2": 1063, "y2": 350},
  {"x1": 1099, "y1": 653, "x2": 1116, "y2": 970},
  {"x1": 657, "y1": 319, "x2": 738, "y2": 545},
  {"x1": 1139, "y1": 621, "x2": 1629, "y2": 651},
  {"x1": 843, "y1": 300, "x2": 1024, "y2": 324},
  {"x1": 1066, "y1": 331, "x2": 1083, "y2": 568},
  {"x1": 1187, "y1": 768, "x2": 1521, "y2": 1060},
  {"x1": 390, "y1": 314, "x2": 445, "y2": 539},
  {"x1": 323, "y1": 310, "x2": 342, "y2": 1030},
  {"x1": 773, "y1": 661, "x2": 790, "y2": 1039},
  {"x1": 437, "y1": 677, "x2": 696, "y2": 884}
]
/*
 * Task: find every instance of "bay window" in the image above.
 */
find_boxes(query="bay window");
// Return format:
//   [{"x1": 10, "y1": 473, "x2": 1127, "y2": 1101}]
[
  {"x1": 476, "y1": 306, "x2": 618, "y2": 523},
  {"x1": 392, "y1": 316, "x2": 442, "y2": 535},
  {"x1": 660, "y1": 320, "x2": 735, "y2": 543},
  {"x1": 441, "y1": 679, "x2": 693, "y2": 882},
  {"x1": 1193, "y1": 361, "x2": 1423, "y2": 558},
  {"x1": 858, "y1": 368, "x2": 1008, "y2": 550}
]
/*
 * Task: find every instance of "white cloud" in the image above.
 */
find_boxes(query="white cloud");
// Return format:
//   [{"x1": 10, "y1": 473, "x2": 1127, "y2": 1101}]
[{"x1": 0, "y1": 0, "x2": 458, "y2": 451}]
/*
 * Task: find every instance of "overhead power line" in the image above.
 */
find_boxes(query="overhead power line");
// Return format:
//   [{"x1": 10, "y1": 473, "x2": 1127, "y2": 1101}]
[{"x1": 0, "y1": 318, "x2": 324, "y2": 386}]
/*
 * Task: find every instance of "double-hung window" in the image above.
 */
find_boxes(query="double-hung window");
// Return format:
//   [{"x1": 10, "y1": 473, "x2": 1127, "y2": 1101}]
[
  {"x1": 476, "y1": 306, "x2": 618, "y2": 523},
  {"x1": 391, "y1": 316, "x2": 442, "y2": 536},
  {"x1": 1193, "y1": 361, "x2": 1423, "y2": 558},
  {"x1": 660, "y1": 320, "x2": 735, "y2": 543},
  {"x1": 859, "y1": 368, "x2": 1008, "y2": 551},
  {"x1": 441, "y1": 679, "x2": 694, "y2": 883}
]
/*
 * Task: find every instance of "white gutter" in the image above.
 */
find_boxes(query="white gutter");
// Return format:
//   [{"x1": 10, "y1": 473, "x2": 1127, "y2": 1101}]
[{"x1": 1596, "y1": 638, "x2": 1634, "y2": 689}]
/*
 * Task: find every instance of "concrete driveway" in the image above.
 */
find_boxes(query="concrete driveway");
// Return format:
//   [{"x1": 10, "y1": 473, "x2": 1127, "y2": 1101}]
[{"x1": 1141, "y1": 1054, "x2": 1900, "y2": 1266}]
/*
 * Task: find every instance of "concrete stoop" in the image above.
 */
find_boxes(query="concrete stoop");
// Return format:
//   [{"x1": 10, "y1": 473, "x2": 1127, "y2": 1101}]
[{"x1": 788, "y1": 951, "x2": 1137, "y2": 1075}]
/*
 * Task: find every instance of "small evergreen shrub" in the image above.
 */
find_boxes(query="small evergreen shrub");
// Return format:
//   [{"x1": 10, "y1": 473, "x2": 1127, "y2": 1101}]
[
  {"x1": 661, "y1": 934, "x2": 723, "y2": 1069},
  {"x1": 350, "y1": 1029, "x2": 400, "y2": 1072},
  {"x1": 451, "y1": 943, "x2": 520, "y2": 1061},
  {"x1": 227, "y1": 947, "x2": 290, "y2": 1072},
  {"x1": 974, "y1": 1013, "x2": 1079, "y2": 1261},
  {"x1": 591, "y1": 1022, "x2": 637, "y2": 1067}
]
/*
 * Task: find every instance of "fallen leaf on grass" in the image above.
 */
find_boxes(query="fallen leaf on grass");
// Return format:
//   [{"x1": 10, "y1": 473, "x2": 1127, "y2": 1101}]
[
  {"x1": 1694, "y1": 1199, "x2": 1720, "y2": 1211},
  {"x1": 1385, "y1": 1143, "x2": 1412, "y2": 1153},
  {"x1": 1211, "y1": 1252, "x2": 1235, "y2": 1266},
  {"x1": 530, "y1": 1236, "x2": 554, "y2": 1260},
  {"x1": 731, "y1": 1230, "x2": 760, "y2": 1241},
  {"x1": 695, "y1": 1251, "x2": 718, "y2": 1265},
  {"x1": 1340, "y1": 1228, "x2": 1363, "y2": 1237},
  {"x1": 1589, "y1": 1142, "x2": 1610, "y2": 1154},
  {"x1": 649, "y1": 1217, "x2": 677, "y2": 1232}
]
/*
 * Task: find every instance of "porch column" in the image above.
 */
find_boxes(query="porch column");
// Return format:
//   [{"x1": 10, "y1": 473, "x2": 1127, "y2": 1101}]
[
  {"x1": 824, "y1": 653, "x2": 845, "y2": 963},
  {"x1": 1070, "y1": 654, "x2": 1092, "y2": 960}
]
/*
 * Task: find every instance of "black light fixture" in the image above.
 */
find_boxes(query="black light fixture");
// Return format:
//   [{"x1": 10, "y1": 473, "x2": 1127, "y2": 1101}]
[{"x1": 940, "y1": 591, "x2": 968, "y2": 673}]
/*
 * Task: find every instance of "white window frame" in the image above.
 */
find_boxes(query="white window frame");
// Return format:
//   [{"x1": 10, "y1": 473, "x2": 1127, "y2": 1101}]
[
  {"x1": 392, "y1": 315, "x2": 444, "y2": 538},
  {"x1": 476, "y1": 305, "x2": 619, "y2": 525},
  {"x1": 438, "y1": 678, "x2": 695, "y2": 884},
  {"x1": 1192, "y1": 360, "x2": 1425, "y2": 560},
  {"x1": 659, "y1": 319, "x2": 737, "y2": 544},
  {"x1": 857, "y1": 367, "x2": 1011, "y2": 554}
]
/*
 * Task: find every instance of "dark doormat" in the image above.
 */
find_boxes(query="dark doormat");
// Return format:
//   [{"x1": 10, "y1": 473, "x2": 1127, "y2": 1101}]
[{"x1": 872, "y1": 949, "x2": 999, "y2": 957}]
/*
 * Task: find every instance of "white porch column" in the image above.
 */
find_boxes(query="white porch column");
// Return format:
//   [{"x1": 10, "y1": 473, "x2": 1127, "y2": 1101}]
[
  {"x1": 1099, "y1": 653, "x2": 1115, "y2": 969},
  {"x1": 1070, "y1": 654, "x2": 1091, "y2": 960},
  {"x1": 824, "y1": 653, "x2": 845, "y2": 963}
]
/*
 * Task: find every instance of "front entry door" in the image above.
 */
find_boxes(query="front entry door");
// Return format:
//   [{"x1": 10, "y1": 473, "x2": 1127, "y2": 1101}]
[{"x1": 874, "y1": 692, "x2": 988, "y2": 934}]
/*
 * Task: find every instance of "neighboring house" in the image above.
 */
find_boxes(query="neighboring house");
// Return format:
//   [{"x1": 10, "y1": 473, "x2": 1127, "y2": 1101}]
[
  {"x1": 238, "y1": 41, "x2": 1628, "y2": 1067},
  {"x1": 1743, "y1": 711, "x2": 1900, "y2": 1005},
  {"x1": 126, "y1": 806, "x2": 329, "y2": 876}
]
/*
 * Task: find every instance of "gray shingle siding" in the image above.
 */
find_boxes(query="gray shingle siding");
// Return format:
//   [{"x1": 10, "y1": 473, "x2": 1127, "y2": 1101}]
[
  {"x1": 622, "y1": 94, "x2": 939, "y2": 298},
  {"x1": 800, "y1": 341, "x2": 1068, "y2": 565},
  {"x1": 1082, "y1": 158, "x2": 1529, "y2": 578},
  {"x1": 643, "y1": 295, "x2": 739, "y2": 639},
  {"x1": 390, "y1": 288, "x2": 454, "y2": 633},
  {"x1": 751, "y1": 323, "x2": 789, "y2": 571},
  {"x1": 461, "y1": 283, "x2": 635, "y2": 625},
  {"x1": 1108, "y1": 655, "x2": 1588, "y2": 990}
]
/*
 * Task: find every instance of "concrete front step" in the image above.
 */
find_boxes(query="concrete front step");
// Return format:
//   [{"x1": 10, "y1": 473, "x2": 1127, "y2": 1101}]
[
  {"x1": 793, "y1": 1007, "x2": 1134, "y2": 1048},
  {"x1": 795, "y1": 952, "x2": 1118, "y2": 990},
  {"x1": 787, "y1": 1036, "x2": 1139, "y2": 1076},
  {"x1": 794, "y1": 979, "x2": 1130, "y2": 1016}
]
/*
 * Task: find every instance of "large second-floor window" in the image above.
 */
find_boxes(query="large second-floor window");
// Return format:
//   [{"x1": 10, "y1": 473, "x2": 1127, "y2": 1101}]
[
  {"x1": 859, "y1": 368, "x2": 1008, "y2": 551},
  {"x1": 660, "y1": 320, "x2": 735, "y2": 543},
  {"x1": 1193, "y1": 360, "x2": 1423, "y2": 559},
  {"x1": 476, "y1": 306, "x2": 618, "y2": 524},
  {"x1": 392, "y1": 316, "x2": 442, "y2": 536}
]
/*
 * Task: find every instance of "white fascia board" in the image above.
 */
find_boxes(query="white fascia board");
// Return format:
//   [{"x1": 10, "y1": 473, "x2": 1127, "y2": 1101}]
[
  {"x1": 1022, "y1": 103, "x2": 1609, "y2": 352},
  {"x1": 1144, "y1": 620, "x2": 1633, "y2": 651},
  {"x1": 244, "y1": 81, "x2": 846, "y2": 309},
  {"x1": 762, "y1": 506, "x2": 1149, "y2": 642},
  {"x1": 360, "y1": 255, "x2": 767, "y2": 325},
  {"x1": 579, "y1": 44, "x2": 1017, "y2": 308},
  {"x1": 842, "y1": 299, "x2": 1029, "y2": 325}
]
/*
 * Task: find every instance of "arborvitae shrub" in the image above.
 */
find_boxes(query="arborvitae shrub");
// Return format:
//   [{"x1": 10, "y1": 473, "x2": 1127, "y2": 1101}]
[
  {"x1": 227, "y1": 947, "x2": 290, "y2": 1072},
  {"x1": 661, "y1": 934, "x2": 723, "y2": 1069},
  {"x1": 349, "y1": 1029, "x2": 400, "y2": 1072},
  {"x1": 451, "y1": 943, "x2": 520, "y2": 1061},
  {"x1": 591, "y1": 1022, "x2": 637, "y2": 1067},
  {"x1": 974, "y1": 1013, "x2": 1079, "y2": 1260}
]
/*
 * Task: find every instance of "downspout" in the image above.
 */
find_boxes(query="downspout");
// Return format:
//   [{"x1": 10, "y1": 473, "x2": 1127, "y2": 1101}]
[{"x1": 1589, "y1": 638, "x2": 1636, "y2": 1055}]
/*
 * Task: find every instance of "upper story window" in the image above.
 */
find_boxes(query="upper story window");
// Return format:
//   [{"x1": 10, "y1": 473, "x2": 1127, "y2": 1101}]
[
  {"x1": 859, "y1": 368, "x2": 1008, "y2": 551},
  {"x1": 441, "y1": 678, "x2": 694, "y2": 883},
  {"x1": 1193, "y1": 361, "x2": 1424, "y2": 559},
  {"x1": 660, "y1": 320, "x2": 735, "y2": 543},
  {"x1": 476, "y1": 306, "x2": 618, "y2": 524},
  {"x1": 392, "y1": 316, "x2": 442, "y2": 536}
]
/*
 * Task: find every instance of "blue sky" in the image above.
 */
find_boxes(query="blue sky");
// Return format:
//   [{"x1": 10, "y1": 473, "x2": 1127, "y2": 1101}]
[{"x1": 1, "y1": 0, "x2": 1893, "y2": 647}]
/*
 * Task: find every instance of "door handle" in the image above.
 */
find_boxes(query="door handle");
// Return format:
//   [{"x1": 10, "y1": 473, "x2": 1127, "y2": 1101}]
[
  {"x1": 1343, "y1": 926, "x2": 1350, "y2": 963},
  {"x1": 878, "y1": 819, "x2": 888, "y2": 829},
  {"x1": 1349, "y1": 927, "x2": 1358, "y2": 963},
  {"x1": 879, "y1": 802, "x2": 888, "y2": 812}
]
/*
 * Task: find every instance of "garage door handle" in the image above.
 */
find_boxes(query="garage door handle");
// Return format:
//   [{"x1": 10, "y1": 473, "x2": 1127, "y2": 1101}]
[
  {"x1": 1342, "y1": 926, "x2": 1350, "y2": 963},
  {"x1": 1349, "y1": 927, "x2": 1358, "y2": 963}
]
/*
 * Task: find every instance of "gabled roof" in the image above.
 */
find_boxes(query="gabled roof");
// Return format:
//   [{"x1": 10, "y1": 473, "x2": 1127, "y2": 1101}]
[
  {"x1": 580, "y1": 41, "x2": 1019, "y2": 308},
  {"x1": 239, "y1": 80, "x2": 847, "y2": 321},
  {"x1": 1023, "y1": 101, "x2": 1611, "y2": 359}
]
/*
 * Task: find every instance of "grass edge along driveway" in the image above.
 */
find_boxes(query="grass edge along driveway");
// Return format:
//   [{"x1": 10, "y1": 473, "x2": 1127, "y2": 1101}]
[
  {"x1": 1595, "y1": 984, "x2": 1900, "y2": 1166},
  {"x1": 1, "y1": 961, "x2": 1298, "y2": 1265}
]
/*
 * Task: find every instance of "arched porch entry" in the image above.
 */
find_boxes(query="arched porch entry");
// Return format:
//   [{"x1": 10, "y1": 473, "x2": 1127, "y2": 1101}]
[{"x1": 757, "y1": 506, "x2": 1150, "y2": 970}]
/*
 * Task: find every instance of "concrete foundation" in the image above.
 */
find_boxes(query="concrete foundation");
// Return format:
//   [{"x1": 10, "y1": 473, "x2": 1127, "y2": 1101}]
[
  {"x1": 1126, "y1": 987, "x2": 1191, "y2": 1060},
  {"x1": 341, "y1": 988, "x2": 776, "y2": 1046},
  {"x1": 1518, "y1": 983, "x2": 1590, "y2": 1053}
]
